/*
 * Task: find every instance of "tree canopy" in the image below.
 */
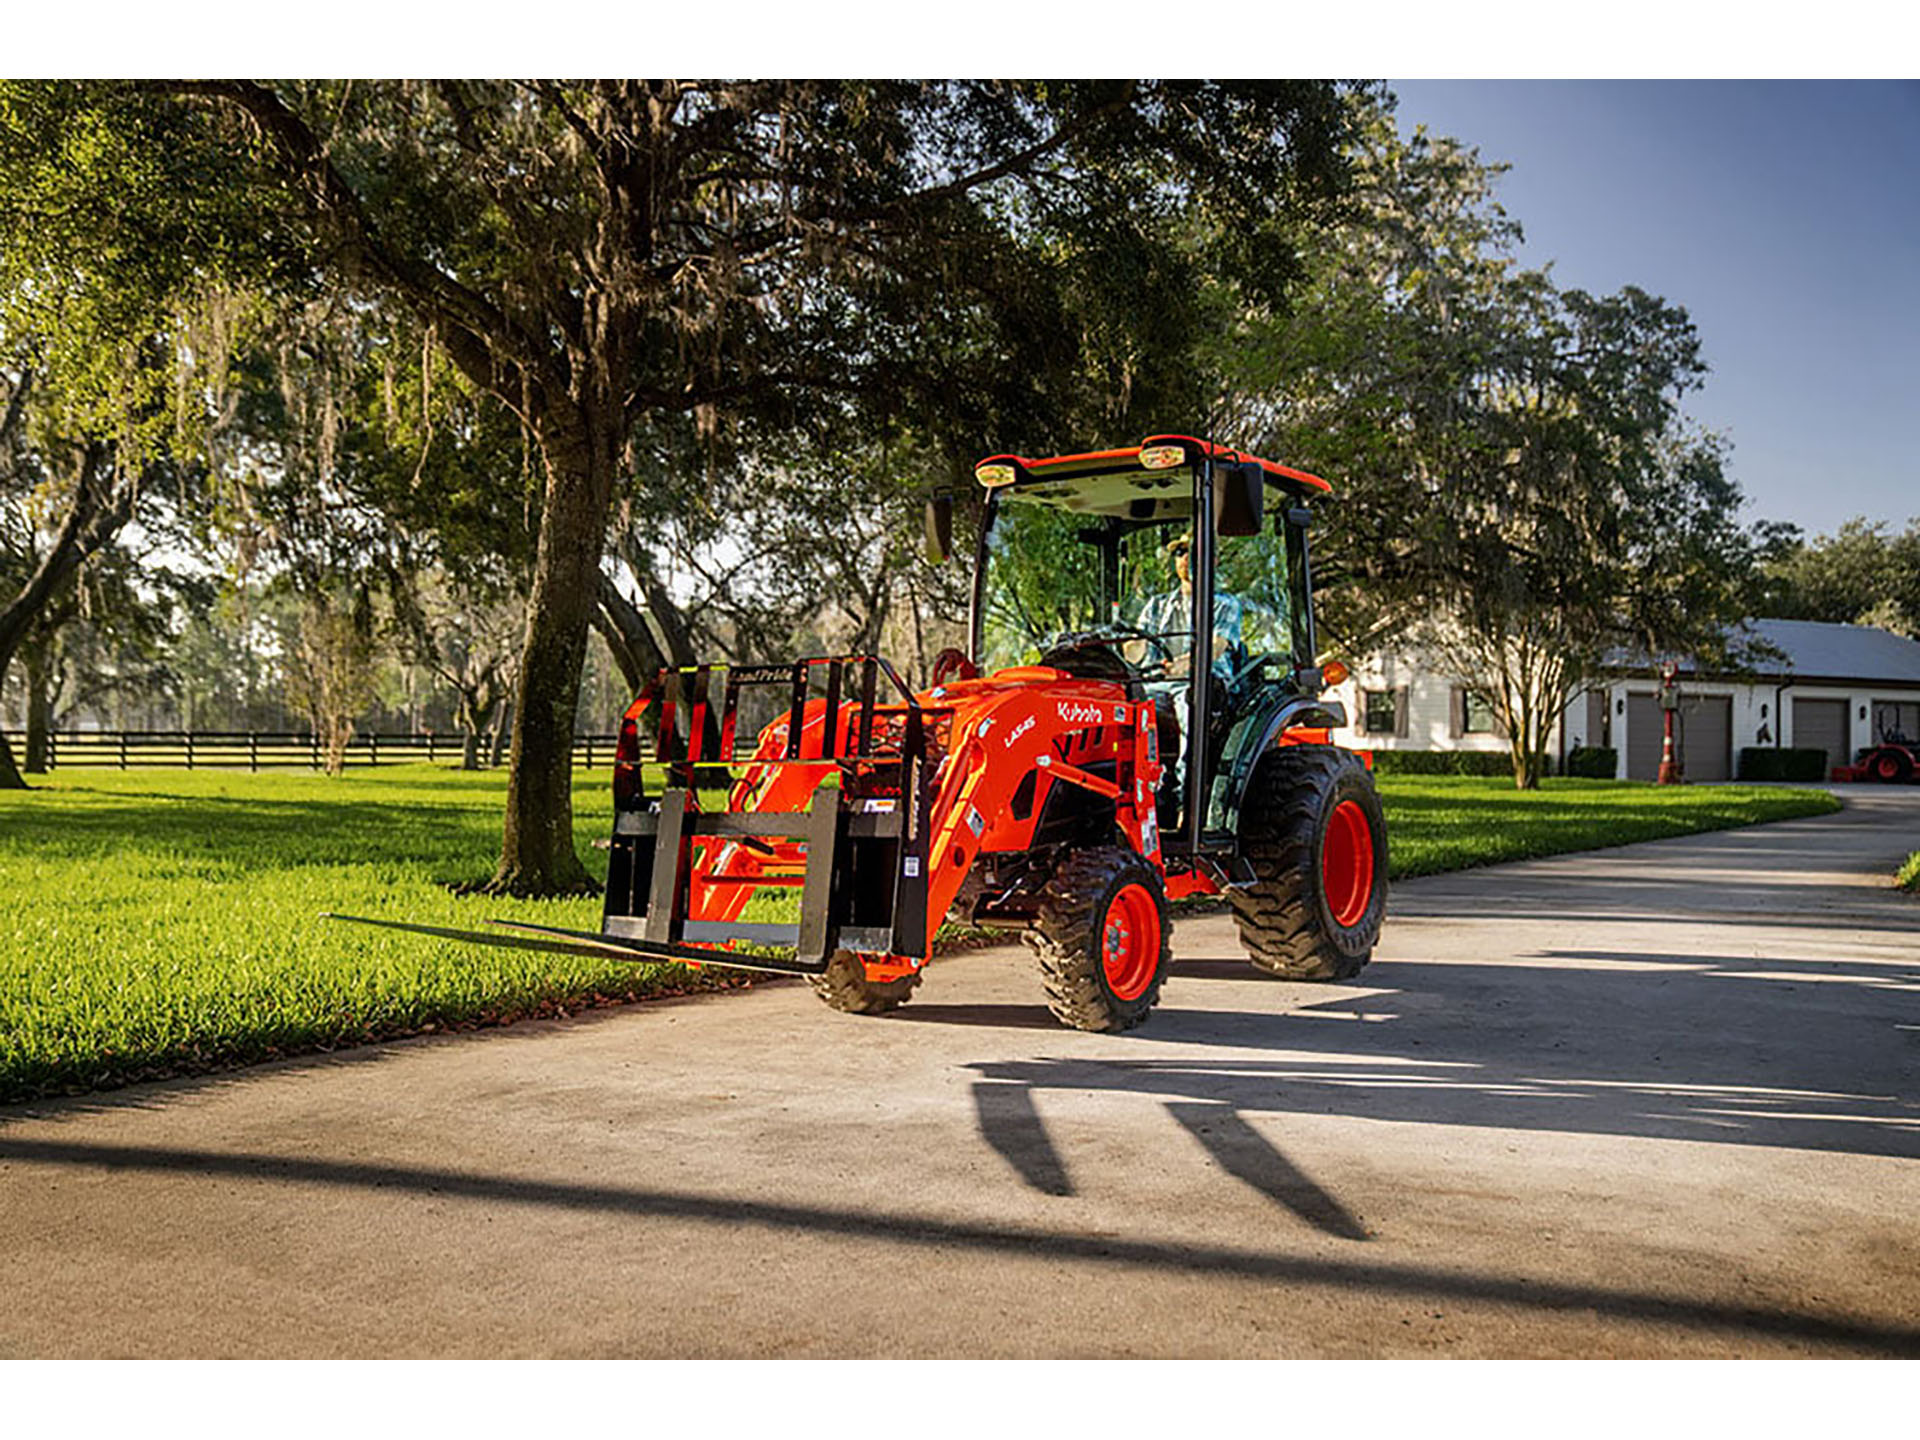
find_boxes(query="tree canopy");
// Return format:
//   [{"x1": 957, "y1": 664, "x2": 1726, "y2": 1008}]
[{"x1": 1761, "y1": 517, "x2": 1920, "y2": 638}]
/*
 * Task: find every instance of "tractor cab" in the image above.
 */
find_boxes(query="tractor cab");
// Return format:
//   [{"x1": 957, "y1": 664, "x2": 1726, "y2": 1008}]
[{"x1": 955, "y1": 435, "x2": 1347, "y2": 867}]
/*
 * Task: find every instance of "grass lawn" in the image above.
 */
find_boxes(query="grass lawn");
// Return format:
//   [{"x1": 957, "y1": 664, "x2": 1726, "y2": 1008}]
[
  {"x1": 0, "y1": 765, "x2": 1838, "y2": 1102},
  {"x1": 1377, "y1": 774, "x2": 1839, "y2": 879}
]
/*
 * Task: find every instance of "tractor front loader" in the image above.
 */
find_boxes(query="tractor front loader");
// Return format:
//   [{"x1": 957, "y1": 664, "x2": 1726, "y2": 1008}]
[{"x1": 334, "y1": 434, "x2": 1389, "y2": 1033}]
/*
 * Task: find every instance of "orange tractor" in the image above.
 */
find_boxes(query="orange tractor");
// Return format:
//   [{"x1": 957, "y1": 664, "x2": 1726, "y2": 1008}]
[{"x1": 356, "y1": 435, "x2": 1389, "y2": 1031}]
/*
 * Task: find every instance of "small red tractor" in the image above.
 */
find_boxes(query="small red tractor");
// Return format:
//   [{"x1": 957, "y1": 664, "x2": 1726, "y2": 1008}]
[
  {"x1": 351, "y1": 435, "x2": 1389, "y2": 1032},
  {"x1": 1843, "y1": 734, "x2": 1920, "y2": 784}
]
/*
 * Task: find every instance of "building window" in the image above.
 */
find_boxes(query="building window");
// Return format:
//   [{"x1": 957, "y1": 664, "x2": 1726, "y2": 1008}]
[
  {"x1": 1450, "y1": 684, "x2": 1503, "y2": 738},
  {"x1": 1362, "y1": 689, "x2": 1402, "y2": 736}
]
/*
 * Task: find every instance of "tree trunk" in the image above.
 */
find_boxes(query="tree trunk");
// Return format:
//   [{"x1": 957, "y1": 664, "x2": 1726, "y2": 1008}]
[
  {"x1": 1509, "y1": 742, "x2": 1542, "y2": 791},
  {"x1": 485, "y1": 416, "x2": 615, "y2": 895},
  {"x1": 0, "y1": 442, "x2": 132, "y2": 790},
  {"x1": 454, "y1": 685, "x2": 497, "y2": 772},
  {"x1": 23, "y1": 640, "x2": 53, "y2": 774},
  {"x1": 323, "y1": 715, "x2": 352, "y2": 776},
  {"x1": 489, "y1": 700, "x2": 511, "y2": 767},
  {"x1": 0, "y1": 727, "x2": 21, "y2": 789}
]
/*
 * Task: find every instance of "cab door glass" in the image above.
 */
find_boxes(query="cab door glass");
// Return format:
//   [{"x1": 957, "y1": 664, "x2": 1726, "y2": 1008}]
[{"x1": 1213, "y1": 520, "x2": 1296, "y2": 678}]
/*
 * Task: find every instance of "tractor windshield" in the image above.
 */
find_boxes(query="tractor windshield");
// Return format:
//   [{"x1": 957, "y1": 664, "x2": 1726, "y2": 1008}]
[
  {"x1": 977, "y1": 480, "x2": 1303, "y2": 684},
  {"x1": 977, "y1": 490, "x2": 1197, "y2": 678}
]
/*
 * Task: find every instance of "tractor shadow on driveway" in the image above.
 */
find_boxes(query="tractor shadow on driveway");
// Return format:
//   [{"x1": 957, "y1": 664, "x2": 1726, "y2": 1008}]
[
  {"x1": 959, "y1": 950, "x2": 1920, "y2": 1174},
  {"x1": 928, "y1": 923, "x2": 1920, "y2": 1228}
]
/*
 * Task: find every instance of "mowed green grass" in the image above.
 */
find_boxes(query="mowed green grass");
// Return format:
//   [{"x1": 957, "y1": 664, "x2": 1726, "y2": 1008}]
[
  {"x1": 0, "y1": 765, "x2": 718, "y2": 1103},
  {"x1": 1378, "y1": 775, "x2": 1839, "y2": 879},
  {"x1": 0, "y1": 766, "x2": 1838, "y2": 1102}
]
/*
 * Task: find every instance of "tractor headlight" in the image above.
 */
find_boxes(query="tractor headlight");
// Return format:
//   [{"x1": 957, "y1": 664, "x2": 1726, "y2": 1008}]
[{"x1": 975, "y1": 462, "x2": 1018, "y2": 489}]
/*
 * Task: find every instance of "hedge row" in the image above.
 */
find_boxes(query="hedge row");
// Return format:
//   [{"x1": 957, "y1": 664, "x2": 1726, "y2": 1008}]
[
  {"x1": 1367, "y1": 749, "x2": 1549, "y2": 777},
  {"x1": 1737, "y1": 747, "x2": 1830, "y2": 782},
  {"x1": 1563, "y1": 746, "x2": 1619, "y2": 779}
]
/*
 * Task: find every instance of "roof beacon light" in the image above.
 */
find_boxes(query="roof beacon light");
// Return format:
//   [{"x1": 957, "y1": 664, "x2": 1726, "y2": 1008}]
[
  {"x1": 1138, "y1": 445, "x2": 1184, "y2": 471},
  {"x1": 975, "y1": 462, "x2": 1018, "y2": 489}
]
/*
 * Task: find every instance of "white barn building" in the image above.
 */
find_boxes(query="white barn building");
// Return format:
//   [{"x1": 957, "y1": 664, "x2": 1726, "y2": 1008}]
[{"x1": 1323, "y1": 618, "x2": 1920, "y2": 781}]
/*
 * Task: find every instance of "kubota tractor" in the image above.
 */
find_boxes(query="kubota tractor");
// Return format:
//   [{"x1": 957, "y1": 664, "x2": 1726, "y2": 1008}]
[
  {"x1": 348, "y1": 435, "x2": 1388, "y2": 1032},
  {"x1": 1851, "y1": 734, "x2": 1919, "y2": 784}
]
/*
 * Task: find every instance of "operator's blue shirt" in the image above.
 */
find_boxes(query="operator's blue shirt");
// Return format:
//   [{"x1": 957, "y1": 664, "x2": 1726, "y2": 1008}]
[{"x1": 1137, "y1": 586, "x2": 1245, "y2": 678}]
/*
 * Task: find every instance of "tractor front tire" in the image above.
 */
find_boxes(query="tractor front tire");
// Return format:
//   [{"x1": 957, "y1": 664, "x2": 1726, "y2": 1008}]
[
  {"x1": 1025, "y1": 847, "x2": 1173, "y2": 1033},
  {"x1": 1232, "y1": 746, "x2": 1389, "y2": 981},
  {"x1": 808, "y1": 949, "x2": 923, "y2": 1015}
]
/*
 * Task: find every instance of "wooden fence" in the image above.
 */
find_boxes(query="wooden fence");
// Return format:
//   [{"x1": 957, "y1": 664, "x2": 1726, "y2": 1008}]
[{"x1": 1, "y1": 730, "x2": 624, "y2": 771}]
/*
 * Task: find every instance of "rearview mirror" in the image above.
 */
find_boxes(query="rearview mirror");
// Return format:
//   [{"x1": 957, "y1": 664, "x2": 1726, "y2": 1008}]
[
  {"x1": 1214, "y1": 461, "x2": 1265, "y2": 538},
  {"x1": 925, "y1": 492, "x2": 954, "y2": 564}
]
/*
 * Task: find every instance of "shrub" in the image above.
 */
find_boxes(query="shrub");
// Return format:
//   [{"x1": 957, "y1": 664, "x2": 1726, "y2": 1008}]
[
  {"x1": 1737, "y1": 747, "x2": 1830, "y2": 782},
  {"x1": 1367, "y1": 749, "x2": 1551, "y2": 778},
  {"x1": 1563, "y1": 746, "x2": 1618, "y2": 779}
]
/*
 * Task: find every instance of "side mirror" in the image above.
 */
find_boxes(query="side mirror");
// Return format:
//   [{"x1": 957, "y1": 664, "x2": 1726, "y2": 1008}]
[
  {"x1": 925, "y1": 491, "x2": 954, "y2": 564},
  {"x1": 1214, "y1": 461, "x2": 1265, "y2": 538}
]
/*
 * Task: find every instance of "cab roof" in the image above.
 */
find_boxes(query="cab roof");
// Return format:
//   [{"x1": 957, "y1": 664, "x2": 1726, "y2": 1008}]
[{"x1": 975, "y1": 434, "x2": 1332, "y2": 496}]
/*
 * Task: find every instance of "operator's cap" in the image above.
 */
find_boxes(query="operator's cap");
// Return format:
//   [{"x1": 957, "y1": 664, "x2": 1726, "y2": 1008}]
[{"x1": 1164, "y1": 531, "x2": 1191, "y2": 555}]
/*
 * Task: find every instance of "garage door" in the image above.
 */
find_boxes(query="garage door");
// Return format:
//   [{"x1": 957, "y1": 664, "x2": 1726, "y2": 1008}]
[
  {"x1": 1680, "y1": 695, "x2": 1732, "y2": 782},
  {"x1": 1795, "y1": 698, "x2": 1850, "y2": 774},
  {"x1": 1626, "y1": 693, "x2": 1661, "y2": 780},
  {"x1": 1626, "y1": 692, "x2": 1731, "y2": 781}
]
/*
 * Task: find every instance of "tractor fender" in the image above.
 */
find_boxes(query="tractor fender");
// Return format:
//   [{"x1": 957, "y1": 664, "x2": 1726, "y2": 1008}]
[{"x1": 1215, "y1": 693, "x2": 1350, "y2": 838}]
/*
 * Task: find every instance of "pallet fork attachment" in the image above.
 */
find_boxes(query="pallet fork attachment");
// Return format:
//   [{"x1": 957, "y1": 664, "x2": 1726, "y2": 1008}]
[
  {"x1": 329, "y1": 654, "x2": 938, "y2": 980},
  {"x1": 603, "y1": 655, "x2": 936, "y2": 975}
]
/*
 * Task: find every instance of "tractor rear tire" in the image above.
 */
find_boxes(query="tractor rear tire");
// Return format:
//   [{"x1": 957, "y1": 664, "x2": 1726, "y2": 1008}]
[
  {"x1": 1872, "y1": 747, "x2": 1914, "y2": 784},
  {"x1": 1024, "y1": 847, "x2": 1173, "y2": 1033},
  {"x1": 808, "y1": 949, "x2": 923, "y2": 1015},
  {"x1": 1232, "y1": 746, "x2": 1389, "y2": 981}
]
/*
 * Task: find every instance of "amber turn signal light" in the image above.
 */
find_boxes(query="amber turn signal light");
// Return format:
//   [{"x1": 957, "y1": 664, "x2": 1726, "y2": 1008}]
[{"x1": 1320, "y1": 659, "x2": 1350, "y2": 687}]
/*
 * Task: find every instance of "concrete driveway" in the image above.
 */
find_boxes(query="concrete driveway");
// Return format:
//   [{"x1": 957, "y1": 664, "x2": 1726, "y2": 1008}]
[{"x1": 3, "y1": 790, "x2": 1917, "y2": 1357}]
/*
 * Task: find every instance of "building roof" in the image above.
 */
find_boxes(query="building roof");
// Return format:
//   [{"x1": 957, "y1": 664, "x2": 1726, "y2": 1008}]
[{"x1": 1687, "y1": 619, "x2": 1920, "y2": 686}]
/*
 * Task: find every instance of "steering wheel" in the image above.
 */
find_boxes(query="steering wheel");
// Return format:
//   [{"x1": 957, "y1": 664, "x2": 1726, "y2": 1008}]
[
  {"x1": 1224, "y1": 650, "x2": 1283, "y2": 691},
  {"x1": 1040, "y1": 624, "x2": 1180, "y2": 680},
  {"x1": 929, "y1": 647, "x2": 979, "y2": 686}
]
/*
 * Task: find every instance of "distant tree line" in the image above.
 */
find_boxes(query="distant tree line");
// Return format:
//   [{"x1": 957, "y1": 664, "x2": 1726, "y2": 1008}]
[{"x1": 1760, "y1": 518, "x2": 1920, "y2": 639}]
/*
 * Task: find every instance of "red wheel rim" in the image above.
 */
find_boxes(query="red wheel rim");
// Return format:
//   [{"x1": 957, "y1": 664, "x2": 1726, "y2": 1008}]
[
  {"x1": 1322, "y1": 799, "x2": 1375, "y2": 929},
  {"x1": 1101, "y1": 882, "x2": 1161, "y2": 1001},
  {"x1": 1876, "y1": 754, "x2": 1900, "y2": 780}
]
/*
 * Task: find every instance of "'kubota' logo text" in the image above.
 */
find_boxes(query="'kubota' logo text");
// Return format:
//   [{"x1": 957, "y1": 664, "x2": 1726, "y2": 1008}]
[
  {"x1": 1056, "y1": 702, "x2": 1105, "y2": 726},
  {"x1": 1004, "y1": 715, "x2": 1036, "y2": 747}
]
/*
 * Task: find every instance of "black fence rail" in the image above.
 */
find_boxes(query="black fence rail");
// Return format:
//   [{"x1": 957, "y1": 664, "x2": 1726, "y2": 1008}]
[{"x1": 1, "y1": 730, "x2": 624, "y2": 771}]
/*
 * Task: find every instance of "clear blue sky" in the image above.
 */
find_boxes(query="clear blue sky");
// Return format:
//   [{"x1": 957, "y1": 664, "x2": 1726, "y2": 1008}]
[{"x1": 1386, "y1": 80, "x2": 1920, "y2": 538}]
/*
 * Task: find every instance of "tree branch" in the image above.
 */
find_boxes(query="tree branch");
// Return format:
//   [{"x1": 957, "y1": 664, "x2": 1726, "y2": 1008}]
[{"x1": 150, "y1": 80, "x2": 548, "y2": 389}]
